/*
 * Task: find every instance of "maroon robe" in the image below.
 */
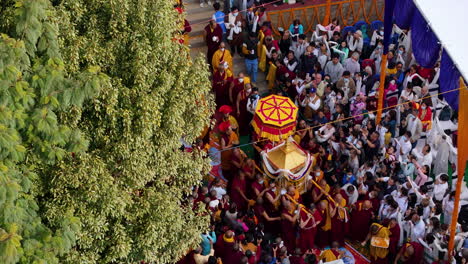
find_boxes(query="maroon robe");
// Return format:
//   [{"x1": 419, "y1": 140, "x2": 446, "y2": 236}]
[
  {"x1": 231, "y1": 79, "x2": 244, "y2": 107},
  {"x1": 281, "y1": 208, "x2": 297, "y2": 252},
  {"x1": 231, "y1": 175, "x2": 247, "y2": 212},
  {"x1": 349, "y1": 202, "x2": 373, "y2": 242},
  {"x1": 315, "y1": 208, "x2": 331, "y2": 249},
  {"x1": 236, "y1": 89, "x2": 253, "y2": 136},
  {"x1": 205, "y1": 24, "x2": 223, "y2": 67},
  {"x1": 330, "y1": 204, "x2": 347, "y2": 246},
  {"x1": 264, "y1": 189, "x2": 281, "y2": 234},
  {"x1": 289, "y1": 255, "x2": 307, "y2": 264},
  {"x1": 400, "y1": 242, "x2": 424, "y2": 264},
  {"x1": 224, "y1": 249, "x2": 245, "y2": 264},
  {"x1": 212, "y1": 70, "x2": 233, "y2": 108},
  {"x1": 214, "y1": 235, "x2": 235, "y2": 263},
  {"x1": 388, "y1": 224, "x2": 401, "y2": 256},
  {"x1": 298, "y1": 209, "x2": 322, "y2": 251},
  {"x1": 250, "y1": 181, "x2": 265, "y2": 199},
  {"x1": 276, "y1": 65, "x2": 296, "y2": 82},
  {"x1": 370, "y1": 197, "x2": 380, "y2": 215}
]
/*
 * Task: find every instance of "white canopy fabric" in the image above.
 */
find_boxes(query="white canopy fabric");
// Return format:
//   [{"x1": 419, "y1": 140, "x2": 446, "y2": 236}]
[{"x1": 414, "y1": 0, "x2": 468, "y2": 80}]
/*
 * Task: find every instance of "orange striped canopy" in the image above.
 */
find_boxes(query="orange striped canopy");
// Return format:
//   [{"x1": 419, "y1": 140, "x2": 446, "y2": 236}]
[{"x1": 252, "y1": 95, "x2": 298, "y2": 142}]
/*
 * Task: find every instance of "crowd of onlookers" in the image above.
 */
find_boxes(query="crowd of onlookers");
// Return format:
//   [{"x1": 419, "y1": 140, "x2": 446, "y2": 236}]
[{"x1": 176, "y1": 1, "x2": 468, "y2": 264}]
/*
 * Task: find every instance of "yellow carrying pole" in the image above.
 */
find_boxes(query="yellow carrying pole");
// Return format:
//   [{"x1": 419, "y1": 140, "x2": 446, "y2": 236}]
[
  {"x1": 322, "y1": 0, "x2": 332, "y2": 25},
  {"x1": 284, "y1": 194, "x2": 314, "y2": 217},
  {"x1": 448, "y1": 78, "x2": 468, "y2": 261},
  {"x1": 376, "y1": 54, "x2": 388, "y2": 124},
  {"x1": 309, "y1": 178, "x2": 336, "y2": 204}
]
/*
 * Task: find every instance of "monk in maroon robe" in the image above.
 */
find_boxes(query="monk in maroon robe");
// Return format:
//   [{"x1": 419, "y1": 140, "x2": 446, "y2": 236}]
[
  {"x1": 235, "y1": 83, "x2": 253, "y2": 136},
  {"x1": 204, "y1": 20, "x2": 223, "y2": 67},
  {"x1": 223, "y1": 243, "x2": 245, "y2": 264},
  {"x1": 298, "y1": 204, "x2": 322, "y2": 252},
  {"x1": 330, "y1": 194, "x2": 348, "y2": 246},
  {"x1": 316, "y1": 199, "x2": 332, "y2": 249},
  {"x1": 388, "y1": 218, "x2": 401, "y2": 259},
  {"x1": 250, "y1": 173, "x2": 266, "y2": 199},
  {"x1": 229, "y1": 73, "x2": 246, "y2": 106},
  {"x1": 395, "y1": 241, "x2": 424, "y2": 264},
  {"x1": 289, "y1": 248, "x2": 307, "y2": 264},
  {"x1": 214, "y1": 230, "x2": 235, "y2": 263},
  {"x1": 231, "y1": 171, "x2": 250, "y2": 212},
  {"x1": 349, "y1": 200, "x2": 373, "y2": 242},
  {"x1": 212, "y1": 65, "x2": 233, "y2": 108},
  {"x1": 281, "y1": 201, "x2": 299, "y2": 252}
]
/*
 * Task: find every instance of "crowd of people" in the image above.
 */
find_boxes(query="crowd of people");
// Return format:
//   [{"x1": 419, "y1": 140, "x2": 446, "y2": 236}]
[{"x1": 177, "y1": 1, "x2": 468, "y2": 264}]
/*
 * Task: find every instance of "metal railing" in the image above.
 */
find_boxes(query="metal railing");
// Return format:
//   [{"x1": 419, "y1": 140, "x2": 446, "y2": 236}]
[{"x1": 266, "y1": 0, "x2": 384, "y2": 36}]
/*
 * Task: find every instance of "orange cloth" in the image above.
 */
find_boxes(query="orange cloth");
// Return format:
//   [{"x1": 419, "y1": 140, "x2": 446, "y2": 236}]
[{"x1": 369, "y1": 223, "x2": 391, "y2": 260}]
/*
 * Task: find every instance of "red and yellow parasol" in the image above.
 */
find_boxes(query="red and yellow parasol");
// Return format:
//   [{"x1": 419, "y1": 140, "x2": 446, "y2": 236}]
[{"x1": 252, "y1": 95, "x2": 298, "y2": 142}]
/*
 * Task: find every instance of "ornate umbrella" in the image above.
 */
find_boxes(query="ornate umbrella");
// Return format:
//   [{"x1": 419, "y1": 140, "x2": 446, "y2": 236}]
[{"x1": 252, "y1": 95, "x2": 298, "y2": 142}]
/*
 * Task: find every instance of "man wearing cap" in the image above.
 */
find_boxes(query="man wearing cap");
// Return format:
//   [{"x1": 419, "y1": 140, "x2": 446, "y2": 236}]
[
  {"x1": 348, "y1": 29, "x2": 363, "y2": 53},
  {"x1": 324, "y1": 54, "x2": 344, "y2": 83},
  {"x1": 212, "y1": 42, "x2": 233, "y2": 70},
  {"x1": 204, "y1": 20, "x2": 223, "y2": 68},
  {"x1": 217, "y1": 105, "x2": 239, "y2": 136},
  {"x1": 344, "y1": 51, "x2": 361, "y2": 76}
]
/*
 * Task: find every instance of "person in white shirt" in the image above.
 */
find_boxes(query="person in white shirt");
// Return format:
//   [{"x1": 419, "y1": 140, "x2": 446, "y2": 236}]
[
  {"x1": 343, "y1": 52, "x2": 361, "y2": 76},
  {"x1": 405, "y1": 213, "x2": 426, "y2": 242},
  {"x1": 315, "y1": 123, "x2": 335, "y2": 143},
  {"x1": 290, "y1": 34, "x2": 308, "y2": 60},
  {"x1": 405, "y1": 109, "x2": 422, "y2": 145},
  {"x1": 324, "y1": 54, "x2": 344, "y2": 83},
  {"x1": 399, "y1": 85, "x2": 416, "y2": 105},
  {"x1": 442, "y1": 192, "x2": 455, "y2": 225},
  {"x1": 395, "y1": 131, "x2": 412, "y2": 161},
  {"x1": 412, "y1": 144, "x2": 432, "y2": 167},
  {"x1": 347, "y1": 30, "x2": 363, "y2": 53},
  {"x1": 370, "y1": 27, "x2": 384, "y2": 46},
  {"x1": 211, "y1": 179, "x2": 227, "y2": 200},
  {"x1": 342, "y1": 184, "x2": 358, "y2": 205},
  {"x1": 432, "y1": 174, "x2": 449, "y2": 202},
  {"x1": 393, "y1": 187, "x2": 409, "y2": 214}
]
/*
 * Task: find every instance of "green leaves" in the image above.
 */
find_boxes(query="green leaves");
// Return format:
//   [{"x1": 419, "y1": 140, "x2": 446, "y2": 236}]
[{"x1": 1, "y1": 0, "x2": 214, "y2": 263}]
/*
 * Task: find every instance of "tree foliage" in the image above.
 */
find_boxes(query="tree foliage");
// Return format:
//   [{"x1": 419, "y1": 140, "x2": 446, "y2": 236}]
[{"x1": 1, "y1": 0, "x2": 213, "y2": 263}]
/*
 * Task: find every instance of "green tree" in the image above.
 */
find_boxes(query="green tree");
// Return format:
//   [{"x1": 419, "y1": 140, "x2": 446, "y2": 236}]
[
  {"x1": 1, "y1": 0, "x2": 213, "y2": 263},
  {"x1": 0, "y1": 0, "x2": 107, "y2": 263}
]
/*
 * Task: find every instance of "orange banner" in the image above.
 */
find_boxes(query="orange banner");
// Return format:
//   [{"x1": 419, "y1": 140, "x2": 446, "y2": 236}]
[{"x1": 448, "y1": 78, "x2": 468, "y2": 260}]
